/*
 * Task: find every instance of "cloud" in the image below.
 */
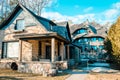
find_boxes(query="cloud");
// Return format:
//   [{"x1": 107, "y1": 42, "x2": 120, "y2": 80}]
[
  {"x1": 83, "y1": 7, "x2": 93, "y2": 13},
  {"x1": 102, "y1": 2, "x2": 120, "y2": 23},
  {"x1": 42, "y1": 2, "x2": 120, "y2": 25},
  {"x1": 104, "y1": 9, "x2": 119, "y2": 19},
  {"x1": 112, "y1": 2, "x2": 120, "y2": 9},
  {"x1": 42, "y1": 11, "x2": 96, "y2": 23}
]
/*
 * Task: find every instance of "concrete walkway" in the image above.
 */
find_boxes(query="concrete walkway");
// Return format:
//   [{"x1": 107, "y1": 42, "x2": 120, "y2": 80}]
[
  {"x1": 65, "y1": 70, "x2": 88, "y2": 80},
  {"x1": 65, "y1": 74, "x2": 87, "y2": 80}
]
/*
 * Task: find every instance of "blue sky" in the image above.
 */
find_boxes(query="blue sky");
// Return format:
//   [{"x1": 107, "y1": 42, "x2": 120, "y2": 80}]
[{"x1": 42, "y1": 0, "x2": 120, "y2": 24}]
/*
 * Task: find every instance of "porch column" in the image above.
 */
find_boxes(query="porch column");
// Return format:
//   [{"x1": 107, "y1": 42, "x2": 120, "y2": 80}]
[
  {"x1": 60, "y1": 42, "x2": 65, "y2": 61},
  {"x1": 19, "y1": 40, "x2": 22, "y2": 61},
  {"x1": 67, "y1": 45, "x2": 70, "y2": 60},
  {"x1": 51, "y1": 38, "x2": 55, "y2": 62}
]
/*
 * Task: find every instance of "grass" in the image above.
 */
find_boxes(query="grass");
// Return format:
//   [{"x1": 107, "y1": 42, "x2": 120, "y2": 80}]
[
  {"x1": 0, "y1": 69, "x2": 70, "y2": 80},
  {"x1": 86, "y1": 73, "x2": 120, "y2": 80}
]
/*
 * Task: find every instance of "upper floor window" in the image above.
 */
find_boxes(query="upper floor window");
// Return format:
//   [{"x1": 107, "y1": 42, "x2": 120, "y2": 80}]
[
  {"x1": 15, "y1": 19, "x2": 25, "y2": 30},
  {"x1": 77, "y1": 29, "x2": 87, "y2": 34},
  {"x1": 98, "y1": 38, "x2": 104, "y2": 41}
]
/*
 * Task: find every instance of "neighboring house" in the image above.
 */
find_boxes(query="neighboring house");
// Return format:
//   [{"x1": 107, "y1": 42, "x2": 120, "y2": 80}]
[
  {"x1": 0, "y1": 4, "x2": 73, "y2": 75},
  {"x1": 70, "y1": 20, "x2": 107, "y2": 59}
]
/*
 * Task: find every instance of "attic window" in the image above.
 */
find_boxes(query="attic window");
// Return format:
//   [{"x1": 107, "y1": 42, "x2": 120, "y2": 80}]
[{"x1": 15, "y1": 19, "x2": 25, "y2": 30}]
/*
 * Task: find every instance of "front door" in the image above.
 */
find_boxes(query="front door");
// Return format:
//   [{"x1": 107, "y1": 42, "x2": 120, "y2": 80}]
[{"x1": 46, "y1": 46, "x2": 51, "y2": 60}]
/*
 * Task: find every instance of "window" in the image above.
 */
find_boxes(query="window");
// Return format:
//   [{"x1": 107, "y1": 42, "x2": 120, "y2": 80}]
[
  {"x1": 75, "y1": 29, "x2": 87, "y2": 34},
  {"x1": 91, "y1": 38, "x2": 96, "y2": 42},
  {"x1": 15, "y1": 19, "x2": 25, "y2": 30},
  {"x1": 99, "y1": 45, "x2": 104, "y2": 49},
  {"x1": 84, "y1": 38, "x2": 88, "y2": 42},
  {"x1": 78, "y1": 39, "x2": 81, "y2": 42},
  {"x1": 98, "y1": 38, "x2": 104, "y2": 41},
  {"x1": 79, "y1": 29, "x2": 86, "y2": 34},
  {"x1": 91, "y1": 46, "x2": 97, "y2": 51},
  {"x1": 2, "y1": 42, "x2": 19, "y2": 58}
]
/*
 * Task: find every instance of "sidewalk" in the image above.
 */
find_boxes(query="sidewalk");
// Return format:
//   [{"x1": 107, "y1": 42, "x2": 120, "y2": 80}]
[
  {"x1": 65, "y1": 74, "x2": 87, "y2": 80},
  {"x1": 65, "y1": 70, "x2": 88, "y2": 80}
]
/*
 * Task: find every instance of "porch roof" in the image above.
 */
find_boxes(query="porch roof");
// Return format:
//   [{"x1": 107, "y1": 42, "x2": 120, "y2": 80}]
[{"x1": 14, "y1": 32, "x2": 70, "y2": 43}]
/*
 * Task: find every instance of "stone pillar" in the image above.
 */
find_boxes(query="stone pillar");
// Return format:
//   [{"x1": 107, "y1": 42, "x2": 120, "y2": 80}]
[
  {"x1": 51, "y1": 38, "x2": 55, "y2": 62},
  {"x1": 19, "y1": 40, "x2": 22, "y2": 61},
  {"x1": 60, "y1": 42, "x2": 64, "y2": 61},
  {"x1": 41, "y1": 42, "x2": 45, "y2": 59},
  {"x1": 67, "y1": 45, "x2": 70, "y2": 60}
]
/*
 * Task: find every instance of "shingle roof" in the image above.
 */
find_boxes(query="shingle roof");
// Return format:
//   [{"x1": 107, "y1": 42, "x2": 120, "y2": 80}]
[
  {"x1": 55, "y1": 21, "x2": 71, "y2": 41},
  {"x1": 0, "y1": 4, "x2": 22, "y2": 29},
  {"x1": 52, "y1": 26, "x2": 70, "y2": 41},
  {"x1": 0, "y1": 4, "x2": 70, "y2": 41},
  {"x1": 70, "y1": 21, "x2": 107, "y2": 41}
]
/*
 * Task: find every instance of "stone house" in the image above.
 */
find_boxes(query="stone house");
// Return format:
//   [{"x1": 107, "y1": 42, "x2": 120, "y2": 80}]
[
  {"x1": 70, "y1": 20, "x2": 107, "y2": 60},
  {"x1": 0, "y1": 4, "x2": 74, "y2": 75}
]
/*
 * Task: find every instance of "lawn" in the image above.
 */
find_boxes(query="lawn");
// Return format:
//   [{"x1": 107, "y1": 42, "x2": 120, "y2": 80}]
[
  {"x1": 0, "y1": 69, "x2": 70, "y2": 80},
  {"x1": 86, "y1": 73, "x2": 120, "y2": 80}
]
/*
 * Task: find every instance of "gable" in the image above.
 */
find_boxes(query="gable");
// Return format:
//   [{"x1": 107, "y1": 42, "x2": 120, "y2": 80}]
[{"x1": 0, "y1": 4, "x2": 48, "y2": 34}]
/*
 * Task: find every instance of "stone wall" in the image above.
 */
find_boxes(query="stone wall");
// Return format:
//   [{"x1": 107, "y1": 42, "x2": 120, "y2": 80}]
[
  {"x1": 0, "y1": 59, "x2": 19, "y2": 69},
  {"x1": 18, "y1": 62, "x2": 52, "y2": 74},
  {"x1": 54, "y1": 61, "x2": 68, "y2": 70},
  {"x1": 18, "y1": 61, "x2": 68, "y2": 75}
]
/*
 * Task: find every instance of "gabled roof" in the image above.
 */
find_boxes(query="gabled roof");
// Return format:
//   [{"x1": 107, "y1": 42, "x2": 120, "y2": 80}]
[
  {"x1": 70, "y1": 21, "x2": 107, "y2": 41},
  {"x1": 0, "y1": 4, "x2": 22, "y2": 29},
  {"x1": 55, "y1": 21, "x2": 72, "y2": 41},
  {"x1": 23, "y1": 5, "x2": 56, "y2": 31},
  {"x1": 0, "y1": 4, "x2": 56, "y2": 30},
  {"x1": 0, "y1": 4, "x2": 71, "y2": 41}
]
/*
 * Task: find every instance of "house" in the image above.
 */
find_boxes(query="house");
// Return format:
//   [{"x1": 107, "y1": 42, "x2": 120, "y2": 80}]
[
  {"x1": 0, "y1": 4, "x2": 73, "y2": 75},
  {"x1": 70, "y1": 20, "x2": 107, "y2": 60}
]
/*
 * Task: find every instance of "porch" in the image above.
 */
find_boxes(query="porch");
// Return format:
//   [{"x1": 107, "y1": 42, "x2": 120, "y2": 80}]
[{"x1": 15, "y1": 33, "x2": 70, "y2": 74}]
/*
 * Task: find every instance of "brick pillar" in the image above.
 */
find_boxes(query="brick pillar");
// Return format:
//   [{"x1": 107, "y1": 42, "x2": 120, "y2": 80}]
[{"x1": 51, "y1": 38, "x2": 55, "y2": 62}]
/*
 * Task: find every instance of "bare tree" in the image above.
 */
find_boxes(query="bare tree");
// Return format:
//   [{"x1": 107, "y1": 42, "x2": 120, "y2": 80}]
[
  {"x1": 0, "y1": 0, "x2": 10, "y2": 23},
  {"x1": 18, "y1": 0, "x2": 52, "y2": 16},
  {"x1": 0, "y1": 0, "x2": 52, "y2": 23}
]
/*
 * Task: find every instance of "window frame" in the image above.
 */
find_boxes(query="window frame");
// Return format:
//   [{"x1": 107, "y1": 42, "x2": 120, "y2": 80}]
[
  {"x1": 15, "y1": 19, "x2": 25, "y2": 30},
  {"x1": 1, "y1": 41, "x2": 19, "y2": 59}
]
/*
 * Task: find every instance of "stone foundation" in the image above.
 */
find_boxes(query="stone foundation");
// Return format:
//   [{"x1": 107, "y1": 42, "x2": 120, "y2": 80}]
[
  {"x1": 18, "y1": 62, "x2": 52, "y2": 74},
  {"x1": 0, "y1": 59, "x2": 18, "y2": 69},
  {"x1": 0, "y1": 60, "x2": 68, "y2": 76},
  {"x1": 54, "y1": 61, "x2": 68, "y2": 70}
]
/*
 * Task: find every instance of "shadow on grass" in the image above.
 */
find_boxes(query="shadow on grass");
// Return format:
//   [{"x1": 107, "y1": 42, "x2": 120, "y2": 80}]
[
  {"x1": 109, "y1": 63, "x2": 120, "y2": 70},
  {"x1": 56, "y1": 73, "x2": 68, "y2": 77},
  {"x1": 0, "y1": 76, "x2": 22, "y2": 80}
]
